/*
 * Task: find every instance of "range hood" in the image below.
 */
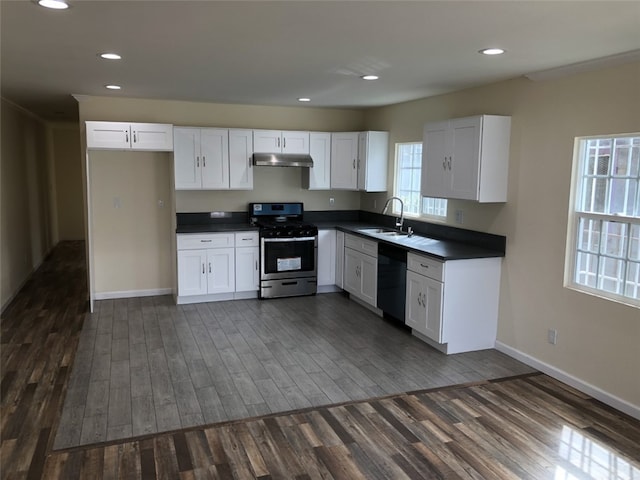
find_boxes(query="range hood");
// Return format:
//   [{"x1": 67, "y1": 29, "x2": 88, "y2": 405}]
[{"x1": 252, "y1": 152, "x2": 313, "y2": 168}]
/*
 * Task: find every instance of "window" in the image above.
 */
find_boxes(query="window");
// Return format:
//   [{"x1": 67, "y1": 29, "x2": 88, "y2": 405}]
[
  {"x1": 394, "y1": 142, "x2": 447, "y2": 218},
  {"x1": 567, "y1": 135, "x2": 640, "y2": 306}
]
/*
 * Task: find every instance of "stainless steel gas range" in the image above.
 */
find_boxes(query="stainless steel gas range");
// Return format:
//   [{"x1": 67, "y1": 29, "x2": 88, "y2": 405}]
[{"x1": 249, "y1": 203, "x2": 318, "y2": 299}]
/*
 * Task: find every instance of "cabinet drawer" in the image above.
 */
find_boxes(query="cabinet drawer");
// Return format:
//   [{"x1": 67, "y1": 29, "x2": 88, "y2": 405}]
[
  {"x1": 407, "y1": 252, "x2": 443, "y2": 281},
  {"x1": 345, "y1": 234, "x2": 378, "y2": 257},
  {"x1": 177, "y1": 233, "x2": 235, "y2": 250},
  {"x1": 235, "y1": 231, "x2": 259, "y2": 247}
]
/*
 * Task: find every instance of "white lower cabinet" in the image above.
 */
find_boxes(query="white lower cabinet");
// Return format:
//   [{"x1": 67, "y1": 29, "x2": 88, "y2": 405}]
[
  {"x1": 405, "y1": 251, "x2": 501, "y2": 354},
  {"x1": 176, "y1": 231, "x2": 259, "y2": 303},
  {"x1": 235, "y1": 232, "x2": 259, "y2": 293},
  {"x1": 317, "y1": 229, "x2": 337, "y2": 290},
  {"x1": 343, "y1": 234, "x2": 377, "y2": 307}
]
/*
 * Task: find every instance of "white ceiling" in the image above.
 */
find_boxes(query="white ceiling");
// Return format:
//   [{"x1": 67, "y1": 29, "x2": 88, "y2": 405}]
[{"x1": 2, "y1": 1, "x2": 639, "y2": 121}]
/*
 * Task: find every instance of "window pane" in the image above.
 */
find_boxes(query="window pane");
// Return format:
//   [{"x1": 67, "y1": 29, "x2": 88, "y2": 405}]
[
  {"x1": 600, "y1": 221, "x2": 627, "y2": 258},
  {"x1": 630, "y1": 224, "x2": 640, "y2": 261},
  {"x1": 395, "y1": 142, "x2": 447, "y2": 218},
  {"x1": 625, "y1": 261, "x2": 640, "y2": 298},
  {"x1": 577, "y1": 217, "x2": 600, "y2": 253},
  {"x1": 575, "y1": 252, "x2": 598, "y2": 288},
  {"x1": 598, "y1": 257, "x2": 625, "y2": 294},
  {"x1": 610, "y1": 178, "x2": 638, "y2": 216}
]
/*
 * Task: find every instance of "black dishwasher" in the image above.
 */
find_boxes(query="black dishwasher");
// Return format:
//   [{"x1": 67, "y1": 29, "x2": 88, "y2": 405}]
[{"x1": 377, "y1": 243, "x2": 407, "y2": 325}]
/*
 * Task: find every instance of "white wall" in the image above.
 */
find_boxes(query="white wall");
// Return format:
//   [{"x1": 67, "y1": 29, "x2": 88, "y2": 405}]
[
  {"x1": 1, "y1": 99, "x2": 55, "y2": 310},
  {"x1": 364, "y1": 62, "x2": 640, "y2": 411}
]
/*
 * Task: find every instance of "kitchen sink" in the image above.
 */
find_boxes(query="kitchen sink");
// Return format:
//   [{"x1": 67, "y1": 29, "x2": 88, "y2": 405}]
[{"x1": 357, "y1": 227, "x2": 410, "y2": 237}]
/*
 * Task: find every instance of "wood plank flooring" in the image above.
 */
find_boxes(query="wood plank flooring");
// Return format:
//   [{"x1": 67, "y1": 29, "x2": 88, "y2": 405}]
[{"x1": 2, "y1": 241, "x2": 640, "y2": 479}]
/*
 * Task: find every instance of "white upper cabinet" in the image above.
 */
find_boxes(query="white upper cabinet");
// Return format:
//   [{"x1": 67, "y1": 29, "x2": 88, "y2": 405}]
[
  {"x1": 253, "y1": 130, "x2": 309, "y2": 154},
  {"x1": 331, "y1": 131, "x2": 389, "y2": 191},
  {"x1": 86, "y1": 121, "x2": 173, "y2": 151},
  {"x1": 330, "y1": 132, "x2": 359, "y2": 189},
  {"x1": 229, "y1": 129, "x2": 254, "y2": 190},
  {"x1": 174, "y1": 127, "x2": 229, "y2": 190},
  {"x1": 421, "y1": 114, "x2": 511, "y2": 202},
  {"x1": 357, "y1": 131, "x2": 388, "y2": 192},
  {"x1": 303, "y1": 132, "x2": 332, "y2": 190}
]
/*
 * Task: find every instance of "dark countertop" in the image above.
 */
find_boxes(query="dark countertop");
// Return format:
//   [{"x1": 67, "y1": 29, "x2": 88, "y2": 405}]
[
  {"x1": 176, "y1": 221, "x2": 504, "y2": 261},
  {"x1": 317, "y1": 222, "x2": 504, "y2": 261}
]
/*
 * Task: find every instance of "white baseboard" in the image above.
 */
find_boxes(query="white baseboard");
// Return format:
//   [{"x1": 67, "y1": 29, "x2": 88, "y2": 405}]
[
  {"x1": 495, "y1": 340, "x2": 640, "y2": 420},
  {"x1": 94, "y1": 288, "x2": 173, "y2": 300}
]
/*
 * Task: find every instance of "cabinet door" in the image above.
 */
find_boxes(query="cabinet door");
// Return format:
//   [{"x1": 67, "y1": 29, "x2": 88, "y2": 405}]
[
  {"x1": 335, "y1": 231, "x2": 344, "y2": 288},
  {"x1": 317, "y1": 229, "x2": 336, "y2": 286},
  {"x1": 235, "y1": 246, "x2": 259, "y2": 292},
  {"x1": 207, "y1": 248, "x2": 235, "y2": 294},
  {"x1": 405, "y1": 271, "x2": 426, "y2": 333},
  {"x1": 421, "y1": 121, "x2": 449, "y2": 199},
  {"x1": 282, "y1": 131, "x2": 310, "y2": 154},
  {"x1": 360, "y1": 252, "x2": 377, "y2": 306},
  {"x1": 449, "y1": 116, "x2": 481, "y2": 200},
  {"x1": 343, "y1": 248, "x2": 361, "y2": 296},
  {"x1": 86, "y1": 121, "x2": 131, "y2": 150},
  {"x1": 423, "y1": 276, "x2": 444, "y2": 342},
  {"x1": 330, "y1": 132, "x2": 358, "y2": 190},
  {"x1": 229, "y1": 129, "x2": 253, "y2": 190},
  {"x1": 200, "y1": 128, "x2": 229, "y2": 189},
  {"x1": 307, "y1": 132, "x2": 331, "y2": 190},
  {"x1": 174, "y1": 127, "x2": 201, "y2": 189},
  {"x1": 130, "y1": 123, "x2": 174, "y2": 151},
  {"x1": 253, "y1": 130, "x2": 282, "y2": 152},
  {"x1": 177, "y1": 249, "x2": 207, "y2": 296},
  {"x1": 357, "y1": 131, "x2": 388, "y2": 192}
]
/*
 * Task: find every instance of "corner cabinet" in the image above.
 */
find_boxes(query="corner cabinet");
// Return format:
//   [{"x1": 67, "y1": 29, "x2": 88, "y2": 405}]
[
  {"x1": 421, "y1": 115, "x2": 511, "y2": 202},
  {"x1": 86, "y1": 121, "x2": 173, "y2": 151},
  {"x1": 405, "y1": 252, "x2": 501, "y2": 354},
  {"x1": 330, "y1": 131, "x2": 389, "y2": 192},
  {"x1": 343, "y1": 234, "x2": 378, "y2": 307}
]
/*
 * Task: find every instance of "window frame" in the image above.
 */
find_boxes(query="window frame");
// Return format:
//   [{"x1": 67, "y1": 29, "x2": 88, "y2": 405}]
[
  {"x1": 393, "y1": 142, "x2": 448, "y2": 220},
  {"x1": 565, "y1": 133, "x2": 640, "y2": 308}
]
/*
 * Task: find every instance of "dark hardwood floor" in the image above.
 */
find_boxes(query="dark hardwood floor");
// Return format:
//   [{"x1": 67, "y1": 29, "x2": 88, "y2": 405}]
[{"x1": 2, "y1": 241, "x2": 639, "y2": 479}]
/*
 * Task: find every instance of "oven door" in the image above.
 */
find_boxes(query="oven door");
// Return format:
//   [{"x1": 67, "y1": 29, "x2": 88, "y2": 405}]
[{"x1": 261, "y1": 236, "x2": 317, "y2": 280}]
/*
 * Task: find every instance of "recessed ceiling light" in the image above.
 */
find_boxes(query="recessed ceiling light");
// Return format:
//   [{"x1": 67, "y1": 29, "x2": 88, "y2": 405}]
[
  {"x1": 298, "y1": 97, "x2": 311, "y2": 102},
  {"x1": 480, "y1": 48, "x2": 505, "y2": 56},
  {"x1": 37, "y1": 0, "x2": 69, "y2": 9},
  {"x1": 361, "y1": 75, "x2": 379, "y2": 81},
  {"x1": 100, "y1": 53, "x2": 122, "y2": 60},
  {"x1": 105, "y1": 85, "x2": 121, "y2": 90}
]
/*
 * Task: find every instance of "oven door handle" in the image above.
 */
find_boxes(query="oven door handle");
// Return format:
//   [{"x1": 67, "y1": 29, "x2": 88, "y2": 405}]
[{"x1": 262, "y1": 236, "x2": 317, "y2": 243}]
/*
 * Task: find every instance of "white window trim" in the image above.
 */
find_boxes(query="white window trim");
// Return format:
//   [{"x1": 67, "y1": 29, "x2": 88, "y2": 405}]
[{"x1": 564, "y1": 134, "x2": 640, "y2": 308}]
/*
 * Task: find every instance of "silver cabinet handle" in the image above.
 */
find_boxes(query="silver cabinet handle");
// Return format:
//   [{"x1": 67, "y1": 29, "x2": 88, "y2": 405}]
[
  {"x1": 248, "y1": 156, "x2": 252, "y2": 168},
  {"x1": 353, "y1": 159, "x2": 356, "y2": 169},
  {"x1": 209, "y1": 263, "x2": 212, "y2": 273},
  {"x1": 420, "y1": 263, "x2": 429, "y2": 268},
  {"x1": 196, "y1": 156, "x2": 200, "y2": 168},
  {"x1": 442, "y1": 157, "x2": 447, "y2": 170},
  {"x1": 200, "y1": 239, "x2": 212, "y2": 243},
  {"x1": 417, "y1": 292, "x2": 422, "y2": 306},
  {"x1": 202, "y1": 264, "x2": 205, "y2": 274},
  {"x1": 448, "y1": 156, "x2": 452, "y2": 170},
  {"x1": 255, "y1": 260, "x2": 258, "y2": 270},
  {"x1": 203, "y1": 156, "x2": 206, "y2": 167},
  {"x1": 277, "y1": 137, "x2": 280, "y2": 148},
  {"x1": 283, "y1": 137, "x2": 286, "y2": 149},
  {"x1": 133, "y1": 131, "x2": 137, "y2": 143},
  {"x1": 125, "y1": 131, "x2": 129, "y2": 143}
]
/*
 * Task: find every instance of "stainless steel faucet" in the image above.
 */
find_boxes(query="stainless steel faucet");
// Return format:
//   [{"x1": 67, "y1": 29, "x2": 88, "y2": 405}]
[{"x1": 382, "y1": 196, "x2": 404, "y2": 231}]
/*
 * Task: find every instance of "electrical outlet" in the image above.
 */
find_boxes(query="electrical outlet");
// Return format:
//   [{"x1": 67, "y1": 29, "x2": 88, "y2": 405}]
[
  {"x1": 548, "y1": 328, "x2": 558, "y2": 345},
  {"x1": 329, "y1": 197, "x2": 335, "y2": 206},
  {"x1": 113, "y1": 197, "x2": 121, "y2": 209},
  {"x1": 158, "y1": 200, "x2": 164, "y2": 208},
  {"x1": 455, "y1": 209, "x2": 464, "y2": 224}
]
